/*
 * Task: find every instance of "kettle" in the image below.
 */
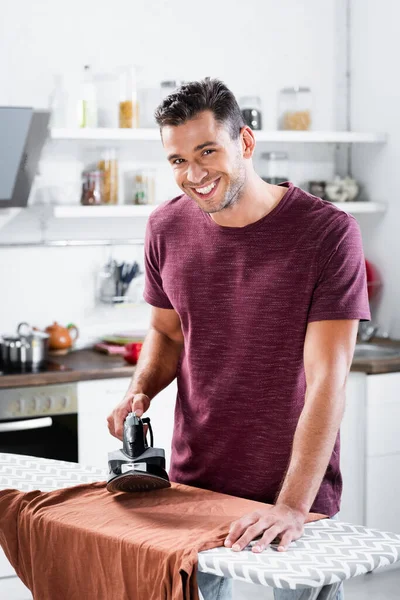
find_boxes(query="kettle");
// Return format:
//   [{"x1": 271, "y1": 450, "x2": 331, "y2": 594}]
[{"x1": 45, "y1": 322, "x2": 79, "y2": 352}]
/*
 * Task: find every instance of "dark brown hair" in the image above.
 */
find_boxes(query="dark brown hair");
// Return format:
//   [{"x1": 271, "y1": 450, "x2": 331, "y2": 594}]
[{"x1": 154, "y1": 77, "x2": 245, "y2": 139}]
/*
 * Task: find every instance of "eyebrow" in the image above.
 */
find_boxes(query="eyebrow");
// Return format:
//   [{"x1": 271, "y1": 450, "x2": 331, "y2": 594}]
[{"x1": 167, "y1": 141, "x2": 218, "y2": 162}]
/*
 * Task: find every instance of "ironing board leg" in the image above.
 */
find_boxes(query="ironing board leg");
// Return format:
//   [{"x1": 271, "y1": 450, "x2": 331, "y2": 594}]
[{"x1": 274, "y1": 581, "x2": 342, "y2": 600}]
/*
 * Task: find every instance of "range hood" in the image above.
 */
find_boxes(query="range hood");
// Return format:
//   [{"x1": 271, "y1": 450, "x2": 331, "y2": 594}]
[{"x1": 0, "y1": 107, "x2": 50, "y2": 208}]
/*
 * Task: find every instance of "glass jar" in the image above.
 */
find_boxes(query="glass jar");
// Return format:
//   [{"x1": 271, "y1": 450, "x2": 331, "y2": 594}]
[
  {"x1": 80, "y1": 170, "x2": 104, "y2": 205},
  {"x1": 138, "y1": 86, "x2": 163, "y2": 127},
  {"x1": 278, "y1": 87, "x2": 312, "y2": 130},
  {"x1": 239, "y1": 96, "x2": 262, "y2": 130},
  {"x1": 123, "y1": 169, "x2": 155, "y2": 205},
  {"x1": 98, "y1": 149, "x2": 118, "y2": 204},
  {"x1": 261, "y1": 152, "x2": 289, "y2": 184},
  {"x1": 118, "y1": 66, "x2": 139, "y2": 128}
]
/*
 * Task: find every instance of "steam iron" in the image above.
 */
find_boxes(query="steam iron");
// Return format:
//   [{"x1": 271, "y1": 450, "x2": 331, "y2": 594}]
[{"x1": 107, "y1": 412, "x2": 171, "y2": 493}]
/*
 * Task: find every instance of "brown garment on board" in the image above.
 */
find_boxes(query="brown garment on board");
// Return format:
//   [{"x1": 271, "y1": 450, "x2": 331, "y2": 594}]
[{"x1": 0, "y1": 481, "x2": 327, "y2": 600}]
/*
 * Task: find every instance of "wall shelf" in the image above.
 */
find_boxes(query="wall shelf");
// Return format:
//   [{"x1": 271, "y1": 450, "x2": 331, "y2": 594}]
[
  {"x1": 53, "y1": 205, "x2": 156, "y2": 218},
  {"x1": 51, "y1": 201, "x2": 386, "y2": 219},
  {"x1": 333, "y1": 202, "x2": 386, "y2": 214},
  {"x1": 0, "y1": 208, "x2": 21, "y2": 229},
  {"x1": 50, "y1": 128, "x2": 387, "y2": 145}
]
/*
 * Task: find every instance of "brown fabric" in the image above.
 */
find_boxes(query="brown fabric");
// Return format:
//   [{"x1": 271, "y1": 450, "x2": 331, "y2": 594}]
[{"x1": 0, "y1": 481, "x2": 327, "y2": 600}]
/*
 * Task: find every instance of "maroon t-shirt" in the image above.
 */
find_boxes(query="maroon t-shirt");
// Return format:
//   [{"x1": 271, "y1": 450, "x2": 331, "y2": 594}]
[{"x1": 143, "y1": 182, "x2": 371, "y2": 516}]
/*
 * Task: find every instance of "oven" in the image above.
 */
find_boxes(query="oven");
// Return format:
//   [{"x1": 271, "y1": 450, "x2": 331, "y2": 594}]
[
  {"x1": 0, "y1": 383, "x2": 78, "y2": 462},
  {"x1": 0, "y1": 382, "x2": 78, "y2": 581}
]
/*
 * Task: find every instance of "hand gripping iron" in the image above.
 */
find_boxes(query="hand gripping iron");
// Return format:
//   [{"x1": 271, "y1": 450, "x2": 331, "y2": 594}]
[{"x1": 107, "y1": 412, "x2": 171, "y2": 493}]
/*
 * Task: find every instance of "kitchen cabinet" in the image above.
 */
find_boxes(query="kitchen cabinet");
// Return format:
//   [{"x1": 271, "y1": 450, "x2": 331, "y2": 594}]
[
  {"x1": 340, "y1": 371, "x2": 400, "y2": 534},
  {"x1": 77, "y1": 377, "x2": 177, "y2": 470},
  {"x1": 365, "y1": 372, "x2": 400, "y2": 533},
  {"x1": 340, "y1": 372, "x2": 367, "y2": 525}
]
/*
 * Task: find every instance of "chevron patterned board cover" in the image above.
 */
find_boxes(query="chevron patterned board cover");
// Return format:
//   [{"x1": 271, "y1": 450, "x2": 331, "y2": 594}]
[{"x1": 1, "y1": 453, "x2": 400, "y2": 590}]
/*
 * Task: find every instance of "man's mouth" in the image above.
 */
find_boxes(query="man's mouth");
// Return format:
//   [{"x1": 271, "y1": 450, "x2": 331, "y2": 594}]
[{"x1": 189, "y1": 178, "x2": 221, "y2": 200}]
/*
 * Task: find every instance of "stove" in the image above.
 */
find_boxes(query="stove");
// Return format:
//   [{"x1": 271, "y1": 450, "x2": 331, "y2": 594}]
[{"x1": 0, "y1": 360, "x2": 72, "y2": 376}]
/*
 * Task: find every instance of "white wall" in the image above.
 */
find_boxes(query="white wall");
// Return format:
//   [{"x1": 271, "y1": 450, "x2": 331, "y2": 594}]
[
  {"x1": 0, "y1": 0, "x2": 337, "y2": 129},
  {"x1": 350, "y1": 0, "x2": 400, "y2": 337},
  {"x1": 0, "y1": 0, "x2": 345, "y2": 338}
]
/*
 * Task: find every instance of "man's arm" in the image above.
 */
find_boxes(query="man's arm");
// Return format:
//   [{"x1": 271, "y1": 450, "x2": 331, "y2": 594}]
[
  {"x1": 107, "y1": 306, "x2": 184, "y2": 440},
  {"x1": 224, "y1": 318, "x2": 358, "y2": 553},
  {"x1": 275, "y1": 318, "x2": 358, "y2": 517}
]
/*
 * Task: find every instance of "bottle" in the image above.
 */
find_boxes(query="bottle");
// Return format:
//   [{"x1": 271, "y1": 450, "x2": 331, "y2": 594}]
[
  {"x1": 79, "y1": 65, "x2": 98, "y2": 128},
  {"x1": 98, "y1": 149, "x2": 118, "y2": 204},
  {"x1": 119, "y1": 66, "x2": 139, "y2": 128}
]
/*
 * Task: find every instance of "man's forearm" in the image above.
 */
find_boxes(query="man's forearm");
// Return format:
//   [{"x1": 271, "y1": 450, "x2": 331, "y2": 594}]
[
  {"x1": 276, "y1": 380, "x2": 346, "y2": 516},
  {"x1": 127, "y1": 327, "x2": 184, "y2": 401}
]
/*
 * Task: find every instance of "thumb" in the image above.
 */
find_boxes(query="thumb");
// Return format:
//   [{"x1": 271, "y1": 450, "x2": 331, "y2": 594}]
[{"x1": 131, "y1": 393, "x2": 150, "y2": 417}]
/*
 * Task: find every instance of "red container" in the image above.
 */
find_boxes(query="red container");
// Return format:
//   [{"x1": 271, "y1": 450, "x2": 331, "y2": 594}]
[{"x1": 123, "y1": 342, "x2": 143, "y2": 365}]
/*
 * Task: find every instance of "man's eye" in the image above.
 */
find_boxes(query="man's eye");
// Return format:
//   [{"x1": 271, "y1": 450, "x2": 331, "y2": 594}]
[
  {"x1": 203, "y1": 149, "x2": 215, "y2": 156},
  {"x1": 173, "y1": 158, "x2": 185, "y2": 165}
]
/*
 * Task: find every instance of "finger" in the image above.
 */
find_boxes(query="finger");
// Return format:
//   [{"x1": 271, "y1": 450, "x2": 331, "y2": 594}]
[
  {"x1": 132, "y1": 394, "x2": 151, "y2": 417},
  {"x1": 252, "y1": 525, "x2": 283, "y2": 553},
  {"x1": 114, "y1": 408, "x2": 130, "y2": 440},
  {"x1": 232, "y1": 521, "x2": 270, "y2": 552},
  {"x1": 106, "y1": 415, "x2": 115, "y2": 437},
  {"x1": 224, "y1": 514, "x2": 259, "y2": 548},
  {"x1": 277, "y1": 530, "x2": 294, "y2": 552},
  {"x1": 132, "y1": 398, "x2": 144, "y2": 417}
]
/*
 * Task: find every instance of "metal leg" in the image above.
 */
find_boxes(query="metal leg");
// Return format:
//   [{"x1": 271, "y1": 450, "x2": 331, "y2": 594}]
[{"x1": 274, "y1": 581, "x2": 342, "y2": 600}]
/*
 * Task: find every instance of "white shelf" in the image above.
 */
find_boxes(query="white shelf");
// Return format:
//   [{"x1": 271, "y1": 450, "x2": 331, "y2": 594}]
[
  {"x1": 51, "y1": 128, "x2": 160, "y2": 142},
  {"x1": 50, "y1": 128, "x2": 387, "y2": 145},
  {"x1": 0, "y1": 208, "x2": 21, "y2": 230},
  {"x1": 53, "y1": 204, "x2": 157, "y2": 218},
  {"x1": 52, "y1": 202, "x2": 386, "y2": 219},
  {"x1": 331, "y1": 202, "x2": 386, "y2": 214}
]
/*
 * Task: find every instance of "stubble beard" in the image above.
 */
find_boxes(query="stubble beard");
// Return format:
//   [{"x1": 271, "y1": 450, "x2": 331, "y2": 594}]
[{"x1": 201, "y1": 164, "x2": 247, "y2": 215}]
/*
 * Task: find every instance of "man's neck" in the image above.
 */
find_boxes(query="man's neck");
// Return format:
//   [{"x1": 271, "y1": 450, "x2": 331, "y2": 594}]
[{"x1": 208, "y1": 177, "x2": 288, "y2": 228}]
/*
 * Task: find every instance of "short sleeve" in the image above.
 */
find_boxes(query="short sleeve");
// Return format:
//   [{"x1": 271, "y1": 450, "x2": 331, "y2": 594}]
[
  {"x1": 307, "y1": 214, "x2": 371, "y2": 323},
  {"x1": 143, "y1": 217, "x2": 174, "y2": 309}
]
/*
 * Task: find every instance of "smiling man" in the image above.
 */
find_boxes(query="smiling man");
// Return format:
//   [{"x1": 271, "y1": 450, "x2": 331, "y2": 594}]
[{"x1": 108, "y1": 78, "x2": 370, "y2": 600}]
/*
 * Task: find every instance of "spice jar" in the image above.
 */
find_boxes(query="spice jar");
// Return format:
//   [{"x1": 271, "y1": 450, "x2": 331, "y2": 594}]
[
  {"x1": 132, "y1": 169, "x2": 156, "y2": 205},
  {"x1": 261, "y1": 152, "x2": 289, "y2": 184},
  {"x1": 118, "y1": 66, "x2": 139, "y2": 128},
  {"x1": 80, "y1": 170, "x2": 103, "y2": 205},
  {"x1": 98, "y1": 149, "x2": 118, "y2": 204},
  {"x1": 239, "y1": 96, "x2": 262, "y2": 130},
  {"x1": 278, "y1": 87, "x2": 312, "y2": 130}
]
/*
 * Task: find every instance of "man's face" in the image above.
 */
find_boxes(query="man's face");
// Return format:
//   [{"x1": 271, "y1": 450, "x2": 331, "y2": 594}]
[{"x1": 162, "y1": 110, "x2": 247, "y2": 214}]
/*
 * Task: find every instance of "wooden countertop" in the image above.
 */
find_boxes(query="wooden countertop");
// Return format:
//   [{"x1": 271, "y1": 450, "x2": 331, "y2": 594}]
[
  {"x1": 350, "y1": 337, "x2": 400, "y2": 375},
  {"x1": 0, "y1": 350, "x2": 135, "y2": 389},
  {"x1": 1, "y1": 337, "x2": 400, "y2": 389}
]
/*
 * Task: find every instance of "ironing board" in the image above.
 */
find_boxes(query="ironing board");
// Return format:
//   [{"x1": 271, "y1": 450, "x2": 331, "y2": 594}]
[{"x1": 1, "y1": 453, "x2": 400, "y2": 599}]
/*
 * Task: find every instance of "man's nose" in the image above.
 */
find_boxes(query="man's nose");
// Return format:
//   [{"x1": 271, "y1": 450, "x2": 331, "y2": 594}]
[{"x1": 187, "y1": 162, "x2": 208, "y2": 185}]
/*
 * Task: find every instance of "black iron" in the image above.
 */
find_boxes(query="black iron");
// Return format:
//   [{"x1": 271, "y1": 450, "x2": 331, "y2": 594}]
[{"x1": 107, "y1": 412, "x2": 171, "y2": 493}]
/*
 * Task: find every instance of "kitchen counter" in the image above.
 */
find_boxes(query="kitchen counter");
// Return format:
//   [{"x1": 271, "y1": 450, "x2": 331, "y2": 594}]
[
  {"x1": 1, "y1": 337, "x2": 400, "y2": 389},
  {"x1": 0, "y1": 350, "x2": 135, "y2": 389},
  {"x1": 351, "y1": 336, "x2": 400, "y2": 374}
]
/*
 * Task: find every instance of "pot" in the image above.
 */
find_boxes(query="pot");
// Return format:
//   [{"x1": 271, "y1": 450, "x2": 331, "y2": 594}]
[
  {"x1": 0, "y1": 335, "x2": 29, "y2": 371},
  {"x1": 17, "y1": 322, "x2": 49, "y2": 368}
]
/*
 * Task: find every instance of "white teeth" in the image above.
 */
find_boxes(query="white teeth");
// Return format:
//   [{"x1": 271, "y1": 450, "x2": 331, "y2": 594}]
[{"x1": 195, "y1": 181, "x2": 217, "y2": 194}]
